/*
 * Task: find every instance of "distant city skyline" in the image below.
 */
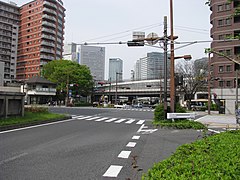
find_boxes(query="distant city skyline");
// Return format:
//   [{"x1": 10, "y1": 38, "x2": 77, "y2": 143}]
[{"x1": 8, "y1": 0, "x2": 211, "y2": 79}]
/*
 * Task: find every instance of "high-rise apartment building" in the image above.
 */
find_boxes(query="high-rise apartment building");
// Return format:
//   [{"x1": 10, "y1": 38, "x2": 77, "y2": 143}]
[
  {"x1": 134, "y1": 52, "x2": 169, "y2": 80},
  {"x1": 0, "y1": 1, "x2": 19, "y2": 85},
  {"x1": 78, "y1": 45, "x2": 105, "y2": 81},
  {"x1": 210, "y1": 0, "x2": 240, "y2": 113},
  {"x1": 210, "y1": 0, "x2": 240, "y2": 88},
  {"x1": 109, "y1": 58, "x2": 123, "y2": 82},
  {"x1": 16, "y1": 0, "x2": 65, "y2": 80}
]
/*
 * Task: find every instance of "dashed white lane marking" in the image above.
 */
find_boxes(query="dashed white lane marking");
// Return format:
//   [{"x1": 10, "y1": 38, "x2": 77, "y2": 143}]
[
  {"x1": 208, "y1": 129, "x2": 221, "y2": 134},
  {"x1": 103, "y1": 165, "x2": 123, "y2": 177},
  {"x1": 125, "y1": 119, "x2": 135, "y2": 124},
  {"x1": 85, "y1": 116, "x2": 100, "y2": 121},
  {"x1": 118, "y1": 151, "x2": 131, "y2": 159},
  {"x1": 136, "y1": 120, "x2": 145, "y2": 125},
  {"x1": 105, "y1": 118, "x2": 118, "y2": 123},
  {"x1": 114, "y1": 119, "x2": 127, "y2": 123},
  {"x1": 126, "y1": 142, "x2": 136, "y2": 148},
  {"x1": 0, "y1": 153, "x2": 28, "y2": 165},
  {"x1": 95, "y1": 117, "x2": 109, "y2": 122},
  {"x1": 77, "y1": 116, "x2": 92, "y2": 120},
  {"x1": 132, "y1": 135, "x2": 140, "y2": 140}
]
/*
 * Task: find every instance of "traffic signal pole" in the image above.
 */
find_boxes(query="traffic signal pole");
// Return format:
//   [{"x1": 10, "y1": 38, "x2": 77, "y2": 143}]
[{"x1": 163, "y1": 16, "x2": 168, "y2": 119}]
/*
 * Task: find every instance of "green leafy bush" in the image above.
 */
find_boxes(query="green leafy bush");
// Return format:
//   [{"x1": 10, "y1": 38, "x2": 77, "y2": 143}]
[
  {"x1": 25, "y1": 106, "x2": 48, "y2": 113},
  {"x1": 143, "y1": 130, "x2": 240, "y2": 179}
]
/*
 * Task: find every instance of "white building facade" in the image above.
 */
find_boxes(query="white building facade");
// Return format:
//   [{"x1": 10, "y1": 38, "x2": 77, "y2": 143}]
[
  {"x1": 109, "y1": 58, "x2": 123, "y2": 82},
  {"x1": 134, "y1": 52, "x2": 169, "y2": 80}
]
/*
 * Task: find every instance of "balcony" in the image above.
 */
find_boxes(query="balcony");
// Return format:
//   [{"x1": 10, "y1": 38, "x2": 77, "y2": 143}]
[
  {"x1": 40, "y1": 48, "x2": 55, "y2": 54},
  {"x1": 42, "y1": 34, "x2": 55, "y2": 41},
  {"x1": 42, "y1": 27, "x2": 55, "y2": 35},
  {"x1": 43, "y1": 1, "x2": 57, "y2": 9},
  {"x1": 42, "y1": 14, "x2": 56, "y2": 22},
  {"x1": 40, "y1": 55, "x2": 55, "y2": 60},
  {"x1": 43, "y1": 8, "x2": 57, "y2": 16},
  {"x1": 41, "y1": 40, "x2": 55, "y2": 47},
  {"x1": 42, "y1": 21, "x2": 56, "y2": 29},
  {"x1": 0, "y1": 37, "x2": 11, "y2": 43},
  {"x1": 0, "y1": 50, "x2": 11, "y2": 55}
]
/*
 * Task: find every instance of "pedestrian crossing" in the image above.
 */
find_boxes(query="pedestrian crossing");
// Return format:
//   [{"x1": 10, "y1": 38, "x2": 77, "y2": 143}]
[
  {"x1": 71, "y1": 115, "x2": 145, "y2": 125},
  {"x1": 118, "y1": 108, "x2": 154, "y2": 112}
]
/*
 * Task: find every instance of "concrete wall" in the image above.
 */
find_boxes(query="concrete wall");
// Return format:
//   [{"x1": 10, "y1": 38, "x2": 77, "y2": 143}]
[{"x1": 0, "y1": 91, "x2": 25, "y2": 118}]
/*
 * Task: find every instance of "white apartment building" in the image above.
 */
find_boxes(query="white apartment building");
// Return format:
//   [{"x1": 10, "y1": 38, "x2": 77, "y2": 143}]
[{"x1": 0, "y1": 1, "x2": 19, "y2": 85}]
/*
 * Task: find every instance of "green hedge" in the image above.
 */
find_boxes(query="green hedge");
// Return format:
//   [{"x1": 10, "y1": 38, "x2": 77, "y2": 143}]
[{"x1": 143, "y1": 130, "x2": 240, "y2": 179}]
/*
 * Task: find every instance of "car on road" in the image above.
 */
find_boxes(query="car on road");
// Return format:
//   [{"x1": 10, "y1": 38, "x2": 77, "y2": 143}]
[{"x1": 132, "y1": 103, "x2": 143, "y2": 108}]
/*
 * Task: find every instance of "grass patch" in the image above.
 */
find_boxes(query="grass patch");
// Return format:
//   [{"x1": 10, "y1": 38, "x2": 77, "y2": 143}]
[
  {"x1": 153, "y1": 119, "x2": 206, "y2": 130},
  {"x1": 143, "y1": 130, "x2": 240, "y2": 179},
  {"x1": 0, "y1": 112, "x2": 66, "y2": 127}
]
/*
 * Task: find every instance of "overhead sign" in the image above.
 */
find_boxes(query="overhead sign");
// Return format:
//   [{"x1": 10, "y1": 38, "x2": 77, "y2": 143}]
[{"x1": 133, "y1": 32, "x2": 145, "y2": 41}]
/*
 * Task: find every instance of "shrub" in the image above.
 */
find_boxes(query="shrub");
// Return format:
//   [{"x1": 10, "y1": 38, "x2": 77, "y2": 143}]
[
  {"x1": 154, "y1": 104, "x2": 166, "y2": 121},
  {"x1": 143, "y1": 130, "x2": 240, "y2": 179},
  {"x1": 25, "y1": 106, "x2": 48, "y2": 113}
]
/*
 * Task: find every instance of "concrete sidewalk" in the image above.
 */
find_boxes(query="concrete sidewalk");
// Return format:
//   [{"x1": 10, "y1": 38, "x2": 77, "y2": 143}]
[{"x1": 195, "y1": 114, "x2": 240, "y2": 128}]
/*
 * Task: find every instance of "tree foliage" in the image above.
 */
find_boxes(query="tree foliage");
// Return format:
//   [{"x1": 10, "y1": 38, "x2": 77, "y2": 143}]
[
  {"x1": 175, "y1": 60, "x2": 208, "y2": 109},
  {"x1": 41, "y1": 60, "x2": 93, "y2": 99}
]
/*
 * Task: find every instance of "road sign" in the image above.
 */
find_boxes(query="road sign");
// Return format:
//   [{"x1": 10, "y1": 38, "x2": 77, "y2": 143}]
[
  {"x1": 146, "y1": 32, "x2": 159, "y2": 45},
  {"x1": 133, "y1": 32, "x2": 145, "y2": 41}
]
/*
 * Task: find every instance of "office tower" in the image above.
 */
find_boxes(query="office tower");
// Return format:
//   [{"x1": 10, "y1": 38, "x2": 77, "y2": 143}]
[
  {"x1": 63, "y1": 42, "x2": 79, "y2": 63},
  {"x1": 109, "y1": 58, "x2": 123, "y2": 82},
  {"x1": 134, "y1": 52, "x2": 169, "y2": 80},
  {"x1": 0, "y1": 1, "x2": 19, "y2": 85},
  {"x1": 78, "y1": 45, "x2": 105, "y2": 81},
  {"x1": 16, "y1": 0, "x2": 65, "y2": 80}
]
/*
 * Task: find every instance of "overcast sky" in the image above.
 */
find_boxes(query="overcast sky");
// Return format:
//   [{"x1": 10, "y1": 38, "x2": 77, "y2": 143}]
[{"x1": 7, "y1": 0, "x2": 211, "y2": 80}]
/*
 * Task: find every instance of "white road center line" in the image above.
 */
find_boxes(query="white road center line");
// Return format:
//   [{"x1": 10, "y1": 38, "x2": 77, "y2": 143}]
[
  {"x1": 85, "y1": 117, "x2": 100, "y2": 121},
  {"x1": 95, "y1": 117, "x2": 109, "y2": 122},
  {"x1": 105, "y1": 118, "x2": 118, "y2": 122},
  {"x1": 125, "y1": 119, "x2": 135, "y2": 124},
  {"x1": 114, "y1": 119, "x2": 126, "y2": 123},
  {"x1": 136, "y1": 120, "x2": 145, "y2": 125},
  {"x1": 118, "y1": 151, "x2": 131, "y2": 159},
  {"x1": 103, "y1": 165, "x2": 123, "y2": 177},
  {"x1": 132, "y1": 135, "x2": 140, "y2": 140},
  {"x1": 126, "y1": 142, "x2": 136, "y2": 148}
]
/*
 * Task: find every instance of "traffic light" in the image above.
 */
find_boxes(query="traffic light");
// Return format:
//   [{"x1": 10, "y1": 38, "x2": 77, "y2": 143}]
[{"x1": 127, "y1": 41, "x2": 144, "y2": 47}]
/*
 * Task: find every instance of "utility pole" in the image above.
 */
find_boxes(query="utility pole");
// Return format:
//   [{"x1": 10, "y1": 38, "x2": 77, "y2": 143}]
[
  {"x1": 170, "y1": 0, "x2": 176, "y2": 113},
  {"x1": 207, "y1": 52, "x2": 211, "y2": 115},
  {"x1": 163, "y1": 16, "x2": 168, "y2": 119}
]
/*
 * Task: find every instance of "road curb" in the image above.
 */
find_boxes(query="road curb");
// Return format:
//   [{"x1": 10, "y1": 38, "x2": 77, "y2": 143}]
[{"x1": 0, "y1": 115, "x2": 72, "y2": 132}]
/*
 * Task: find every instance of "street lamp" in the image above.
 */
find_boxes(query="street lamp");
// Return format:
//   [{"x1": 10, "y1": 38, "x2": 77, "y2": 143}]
[{"x1": 115, "y1": 72, "x2": 122, "y2": 104}]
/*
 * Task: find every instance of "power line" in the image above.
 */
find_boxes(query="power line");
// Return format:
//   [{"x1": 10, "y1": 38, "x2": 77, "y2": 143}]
[{"x1": 80, "y1": 23, "x2": 162, "y2": 43}]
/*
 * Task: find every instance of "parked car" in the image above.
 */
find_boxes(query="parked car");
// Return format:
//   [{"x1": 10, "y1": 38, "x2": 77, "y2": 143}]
[
  {"x1": 92, "y1": 102, "x2": 98, "y2": 107},
  {"x1": 132, "y1": 103, "x2": 143, "y2": 108}
]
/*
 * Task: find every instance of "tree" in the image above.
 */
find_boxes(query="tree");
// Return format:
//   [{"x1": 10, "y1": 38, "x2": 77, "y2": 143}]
[
  {"x1": 175, "y1": 59, "x2": 208, "y2": 110},
  {"x1": 41, "y1": 60, "x2": 93, "y2": 103}
]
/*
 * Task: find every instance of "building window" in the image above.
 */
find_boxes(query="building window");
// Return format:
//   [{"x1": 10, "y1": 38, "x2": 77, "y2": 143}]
[
  {"x1": 218, "y1": 19, "x2": 224, "y2": 26},
  {"x1": 226, "y1": 81, "x2": 231, "y2": 87},
  {"x1": 226, "y1": 65, "x2": 231, "y2": 72},
  {"x1": 219, "y1": 66, "x2": 224, "y2": 72},
  {"x1": 219, "y1": 34, "x2": 224, "y2": 40},
  {"x1": 225, "y1": 3, "x2": 231, "y2": 10},
  {"x1": 219, "y1": 81, "x2": 224, "y2": 87},
  {"x1": 225, "y1": 18, "x2": 231, "y2": 25},
  {"x1": 226, "y1": 49, "x2": 232, "y2": 56},
  {"x1": 218, "y1": 4, "x2": 224, "y2": 12}
]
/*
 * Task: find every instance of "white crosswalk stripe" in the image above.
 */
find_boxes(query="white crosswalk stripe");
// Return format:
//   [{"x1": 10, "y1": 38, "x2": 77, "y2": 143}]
[
  {"x1": 77, "y1": 116, "x2": 92, "y2": 120},
  {"x1": 105, "y1": 118, "x2": 118, "y2": 122},
  {"x1": 85, "y1": 116, "x2": 100, "y2": 121},
  {"x1": 114, "y1": 119, "x2": 127, "y2": 123},
  {"x1": 71, "y1": 115, "x2": 146, "y2": 125},
  {"x1": 125, "y1": 119, "x2": 135, "y2": 124},
  {"x1": 95, "y1": 117, "x2": 109, "y2": 122},
  {"x1": 136, "y1": 120, "x2": 145, "y2": 125}
]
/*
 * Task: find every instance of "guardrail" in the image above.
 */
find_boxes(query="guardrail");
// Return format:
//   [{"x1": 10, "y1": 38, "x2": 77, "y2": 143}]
[{"x1": 167, "y1": 113, "x2": 196, "y2": 121}]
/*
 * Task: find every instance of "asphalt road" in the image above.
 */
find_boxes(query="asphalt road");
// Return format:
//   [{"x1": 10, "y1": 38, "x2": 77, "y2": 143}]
[{"x1": 0, "y1": 107, "x2": 202, "y2": 179}]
